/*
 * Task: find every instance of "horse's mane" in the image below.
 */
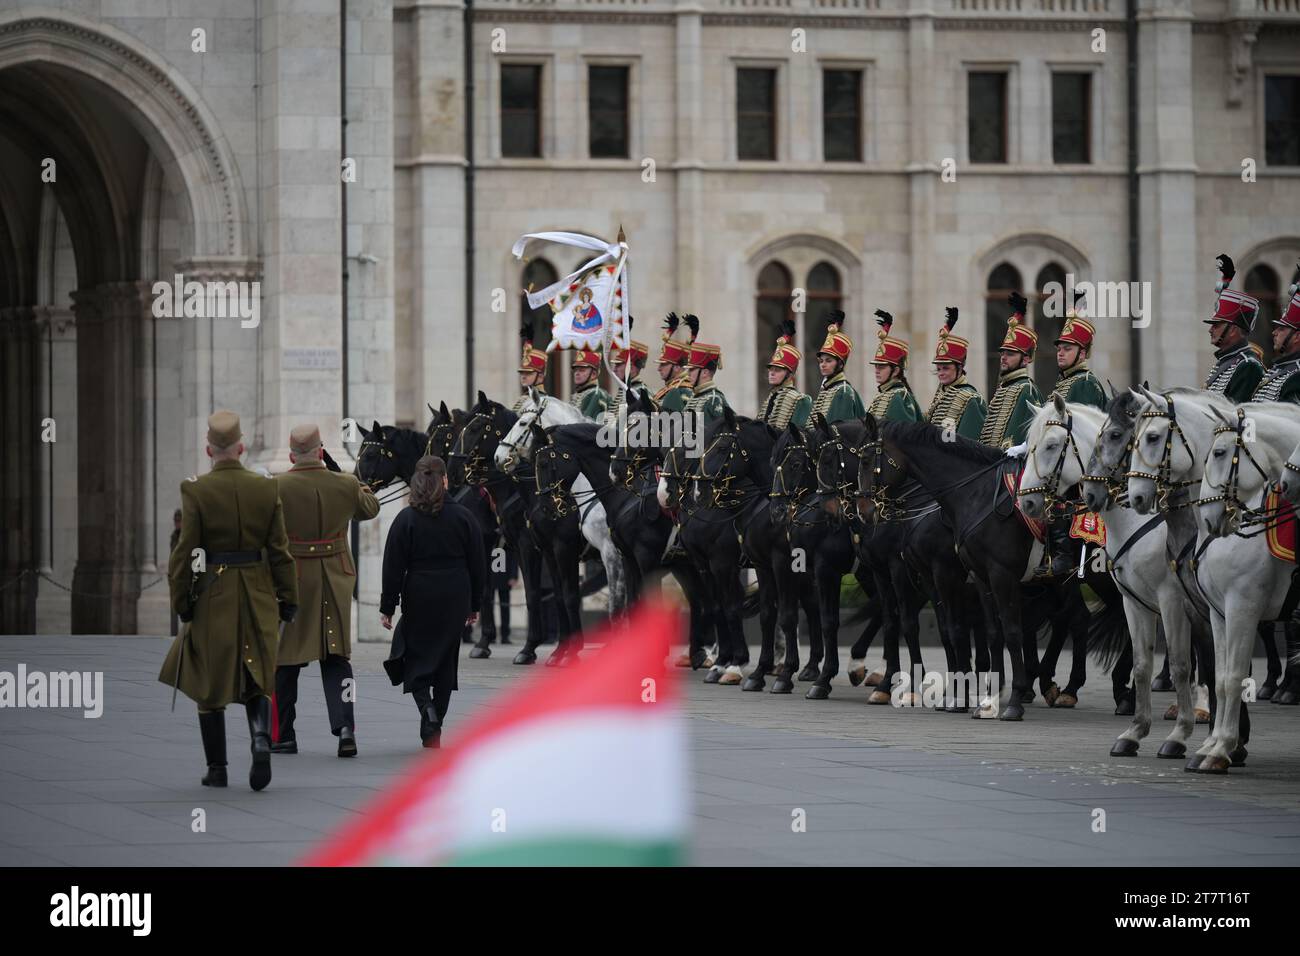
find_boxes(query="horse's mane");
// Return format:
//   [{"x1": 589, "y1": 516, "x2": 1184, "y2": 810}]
[
  {"x1": 882, "y1": 421, "x2": 1005, "y2": 464},
  {"x1": 552, "y1": 421, "x2": 603, "y2": 444}
]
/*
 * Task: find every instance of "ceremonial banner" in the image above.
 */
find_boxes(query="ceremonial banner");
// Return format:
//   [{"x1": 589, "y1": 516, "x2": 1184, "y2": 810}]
[
  {"x1": 511, "y1": 231, "x2": 631, "y2": 360},
  {"x1": 303, "y1": 600, "x2": 687, "y2": 867}
]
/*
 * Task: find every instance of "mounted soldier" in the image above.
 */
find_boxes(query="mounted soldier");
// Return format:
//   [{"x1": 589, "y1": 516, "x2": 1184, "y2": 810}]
[
  {"x1": 1049, "y1": 293, "x2": 1107, "y2": 411},
  {"x1": 1252, "y1": 264, "x2": 1300, "y2": 403},
  {"x1": 570, "y1": 347, "x2": 612, "y2": 421},
  {"x1": 758, "y1": 318, "x2": 812, "y2": 430},
  {"x1": 159, "y1": 410, "x2": 298, "y2": 791},
  {"x1": 654, "y1": 312, "x2": 694, "y2": 413},
  {"x1": 512, "y1": 321, "x2": 549, "y2": 415},
  {"x1": 603, "y1": 319, "x2": 651, "y2": 426},
  {"x1": 980, "y1": 292, "x2": 1042, "y2": 450},
  {"x1": 1203, "y1": 253, "x2": 1265, "y2": 402},
  {"x1": 812, "y1": 310, "x2": 867, "y2": 423},
  {"x1": 865, "y1": 310, "x2": 922, "y2": 423},
  {"x1": 683, "y1": 321, "x2": 731, "y2": 428},
  {"x1": 925, "y1": 307, "x2": 987, "y2": 440}
]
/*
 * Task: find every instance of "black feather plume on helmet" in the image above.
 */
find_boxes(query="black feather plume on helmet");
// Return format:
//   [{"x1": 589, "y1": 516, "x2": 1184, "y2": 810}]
[
  {"x1": 1007, "y1": 291, "x2": 1028, "y2": 318},
  {"x1": 777, "y1": 318, "x2": 796, "y2": 344},
  {"x1": 873, "y1": 309, "x2": 893, "y2": 338},
  {"x1": 943, "y1": 307, "x2": 958, "y2": 333},
  {"x1": 520, "y1": 320, "x2": 534, "y2": 346},
  {"x1": 682, "y1": 314, "x2": 700, "y2": 342},
  {"x1": 1216, "y1": 253, "x2": 1236, "y2": 293}
]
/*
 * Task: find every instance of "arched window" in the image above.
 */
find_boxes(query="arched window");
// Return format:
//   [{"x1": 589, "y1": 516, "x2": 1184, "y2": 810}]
[
  {"x1": 1033, "y1": 263, "x2": 1067, "y2": 395},
  {"x1": 985, "y1": 263, "x2": 1023, "y2": 391},
  {"x1": 756, "y1": 261, "x2": 794, "y2": 400},
  {"x1": 1245, "y1": 264, "x2": 1281, "y2": 363},
  {"x1": 805, "y1": 262, "x2": 843, "y2": 394},
  {"x1": 521, "y1": 258, "x2": 562, "y2": 398}
]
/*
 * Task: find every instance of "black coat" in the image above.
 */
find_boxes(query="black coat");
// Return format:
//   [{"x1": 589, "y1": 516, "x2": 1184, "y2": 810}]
[{"x1": 380, "y1": 500, "x2": 486, "y2": 693}]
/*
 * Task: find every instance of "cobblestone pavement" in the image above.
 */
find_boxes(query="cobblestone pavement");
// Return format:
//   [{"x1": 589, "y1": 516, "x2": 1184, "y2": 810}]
[{"x1": 1, "y1": 633, "x2": 1298, "y2": 866}]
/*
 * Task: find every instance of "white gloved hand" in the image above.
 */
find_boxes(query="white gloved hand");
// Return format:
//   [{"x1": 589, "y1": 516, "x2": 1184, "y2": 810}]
[{"x1": 1004, "y1": 442, "x2": 1028, "y2": 458}]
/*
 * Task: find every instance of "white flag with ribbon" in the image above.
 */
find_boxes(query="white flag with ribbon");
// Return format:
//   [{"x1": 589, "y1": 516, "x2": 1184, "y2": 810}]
[{"x1": 511, "y1": 231, "x2": 631, "y2": 362}]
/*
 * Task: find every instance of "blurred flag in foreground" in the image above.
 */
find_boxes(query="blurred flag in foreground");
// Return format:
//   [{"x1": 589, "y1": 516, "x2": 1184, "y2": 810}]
[{"x1": 303, "y1": 600, "x2": 686, "y2": 866}]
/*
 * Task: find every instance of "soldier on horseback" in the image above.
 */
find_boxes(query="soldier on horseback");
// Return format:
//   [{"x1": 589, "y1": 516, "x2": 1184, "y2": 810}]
[
  {"x1": 1203, "y1": 254, "x2": 1265, "y2": 402},
  {"x1": 925, "y1": 307, "x2": 986, "y2": 439},
  {"x1": 865, "y1": 310, "x2": 923, "y2": 423},
  {"x1": 980, "y1": 292, "x2": 1042, "y2": 450},
  {"x1": 811, "y1": 310, "x2": 868, "y2": 423},
  {"x1": 758, "y1": 319, "x2": 812, "y2": 430},
  {"x1": 512, "y1": 322, "x2": 549, "y2": 414},
  {"x1": 569, "y1": 347, "x2": 612, "y2": 421},
  {"x1": 1252, "y1": 265, "x2": 1300, "y2": 403},
  {"x1": 683, "y1": 317, "x2": 731, "y2": 427},
  {"x1": 604, "y1": 330, "x2": 651, "y2": 426},
  {"x1": 1049, "y1": 295, "x2": 1107, "y2": 411},
  {"x1": 654, "y1": 312, "x2": 694, "y2": 413}
]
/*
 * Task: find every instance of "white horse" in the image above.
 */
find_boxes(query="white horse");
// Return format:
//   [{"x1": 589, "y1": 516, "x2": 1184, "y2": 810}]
[
  {"x1": 1021, "y1": 392, "x2": 1201, "y2": 758},
  {"x1": 1194, "y1": 401, "x2": 1300, "y2": 772},
  {"x1": 494, "y1": 388, "x2": 627, "y2": 618}
]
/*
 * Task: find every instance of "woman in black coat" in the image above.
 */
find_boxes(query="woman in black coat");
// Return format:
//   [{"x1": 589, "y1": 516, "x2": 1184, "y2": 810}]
[{"x1": 381, "y1": 455, "x2": 486, "y2": 747}]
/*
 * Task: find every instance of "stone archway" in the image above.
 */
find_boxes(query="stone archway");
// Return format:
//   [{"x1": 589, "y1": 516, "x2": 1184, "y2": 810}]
[{"x1": 0, "y1": 12, "x2": 253, "y2": 634}]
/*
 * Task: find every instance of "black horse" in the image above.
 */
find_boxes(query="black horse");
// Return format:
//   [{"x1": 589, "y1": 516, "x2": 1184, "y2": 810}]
[{"x1": 859, "y1": 418, "x2": 1131, "y2": 720}]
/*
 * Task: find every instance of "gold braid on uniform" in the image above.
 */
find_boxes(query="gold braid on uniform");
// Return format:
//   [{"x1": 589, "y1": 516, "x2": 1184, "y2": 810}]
[
  {"x1": 926, "y1": 385, "x2": 974, "y2": 428},
  {"x1": 762, "y1": 387, "x2": 803, "y2": 430},
  {"x1": 979, "y1": 378, "x2": 1026, "y2": 447}
]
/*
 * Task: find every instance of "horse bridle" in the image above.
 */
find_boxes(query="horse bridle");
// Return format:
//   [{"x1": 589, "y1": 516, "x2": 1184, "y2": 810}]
[
  {"x1": 1196, "y1": 406, "x2": 1276, "y2": 533},
  {"x1": 497, "y1": 401, "x2": 544, "y2": 472},
  {"x1": 449, "y1": 408, "x2": 504, "y2": 486},
  {"x1": 816, "y1": 424, "x2": 866, "y2": 523},
  {"x1": 1082, "y1": 419, "x2": 1135, "y2": 509},
  {"x1": 1017, "y1": 411, "x2": 1087, "y2": 512},
  {"x1": 692, "y1": 427, "x2": 754, "y2": 511},
  {"x1": 1124, "y1": 393, "x2": 1201, "y2": 511},
  {"x1": 859, "y1": 427, "x2": 910, "y2": 522}
]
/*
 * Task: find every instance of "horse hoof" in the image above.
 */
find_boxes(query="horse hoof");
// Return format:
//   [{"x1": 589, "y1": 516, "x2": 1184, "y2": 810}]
[
  {"x1": 1042, "y1": 683, "x2": 1060, "y2": 707},
  {"x1": 771, "y1": 678, "x2": 794, "y2": 695},
  {"x1": 1184, "y1": 754, "x2": 1206, "y2": 773},
  {"x1": 868, "y1": 690, "x2": 893, "y2": 705},
  {"x1": 1156, "y1": 740, "x2": 1187, "y2": 759},
  {"x1": 805, "y1": 683, "x2": 831, "y2": 701},
  {"x1": 702, "y1": 666, "x2": 723, "y2": 684},
  {"x1": 1194, "y1": 708, "x2": 1211, "y2": 724},
  {"x1": 1198, "y1": 755, "x2": 1231, "y2": 775},
  {"x1": 1163, "y1": 703, "x2": 1178, "y2": 720},
  {"x1": 847, "y1": 664, "x2": 866, "y2": 687},
  {"x1": 512, "y1": 650, "x2": 537, "y2": 665},
  {"x1": 1230, "y1": 746, "x2": 1248, "y2": 767},
  {"x1": 864, "y1": 671, "x2": 885, "y2": 687},
  {"x1": 947, "y1": 705, "x2": 969, "y2": 714},
  {"x1": 468, "y1": 646, "x2": 491, "y2": 660},
  {"x1": 999, "y1": 703, "x2": 1024, "y2": 721},
  {"x1": 544, "y1": 652, "x2": 564, "y2": 667},
  {"x1": 672, "y1": 653, "x2": 693, "y2": 668},
  {"x1": 741, "y1": 676, "x2": 766, "y2": 692},
  {"x1": 1114, "y1": 699, "x2": 1136, "y2": 717},
  {"x1": 1110, "y1": 738, "x2": 1140, "y2": 757},
  {"x1": 1257, "y1": 681, "x2": 1276, "y2": 701},
  {"x1": 797, "y1": 664, "x2": 820, "y2": 682},
  {"x1": 1054, "y1": 693, "x2": 1077, "y2": 709},
  {"x1": 718, "y1": 666, "x2": 744, "y2": 686},
  {"x1": 1150, "y1": 675, "x2": 1174, "y2": 692},
  {"x1": 1274, "y1": 690, "x2": 1299, "y2": 706},
  {"x1": 1019, "y1": 689, "x2": 1035, "y2": 704}
]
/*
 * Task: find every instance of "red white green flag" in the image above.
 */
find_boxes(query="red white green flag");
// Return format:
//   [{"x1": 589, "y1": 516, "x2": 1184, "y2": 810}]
[{"x1": 303, "y1": 600, "x2": 687, "y2": 866}]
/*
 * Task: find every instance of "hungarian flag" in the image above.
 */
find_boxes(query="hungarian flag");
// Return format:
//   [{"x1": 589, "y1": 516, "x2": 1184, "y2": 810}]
[{"x1": 303, "y1": 600, "x2": 687, "y2": 866}]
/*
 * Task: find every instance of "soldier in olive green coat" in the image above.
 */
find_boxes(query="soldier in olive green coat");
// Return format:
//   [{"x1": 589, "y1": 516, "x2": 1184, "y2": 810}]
[
  {"x1": 758, "y1": 319, "x2": 813, "y2": 429},
  {"x1": 1049, "y1": 310, "x2": 1107, "y2": 412},
  {"x1": 925, "y1": 307, "x2": 987, "y2": 440},
  {"x1": 812, "y1": 310, "x2": 868, "y2": 423},
  {"x1": 570, "y1": 347, "x2": 613, "y2": 421},
  {"x1": 980, "y1": 294, "x2": 1043, "y2": 451},
  {"x1": 272, "y1": 424, "x2": 381, "y2": 758},
  {"x1": 654, "y1": 312, "x2": 694, "y2": 413},
  {"x1": 160, "y1": 411, "x2": 298, "y2": 791},
  {"x1": 683, "y1": 336, "x2": 732, "y2": 428},
  {"x1": 865, "y1": 310, "x2": 924, "y2": 424}
]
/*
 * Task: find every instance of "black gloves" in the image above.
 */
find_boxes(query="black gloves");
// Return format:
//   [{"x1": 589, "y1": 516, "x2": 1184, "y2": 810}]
[{"x1": 279, "y1": 602, "x2": 298, "y2": 623}]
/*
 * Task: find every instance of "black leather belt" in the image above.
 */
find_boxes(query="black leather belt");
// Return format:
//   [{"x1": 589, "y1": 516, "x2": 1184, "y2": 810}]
[{"x1": 208, "y1": 550, "x2": 263, "y2": 566}]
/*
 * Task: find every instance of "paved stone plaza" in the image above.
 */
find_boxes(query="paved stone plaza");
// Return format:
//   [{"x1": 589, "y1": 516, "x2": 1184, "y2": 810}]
[{"x1": 2, "y1": 633, "x2": 1299, "y2": 867}]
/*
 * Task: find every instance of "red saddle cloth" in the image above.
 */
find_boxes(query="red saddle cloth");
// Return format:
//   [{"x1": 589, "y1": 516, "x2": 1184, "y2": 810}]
[
  {"x1": 1265, "y1": 490, "x2": 1296, "y2": 563},
  {"x1": 1003, "y1": 466, "x2": 1046, "y2": 544}
]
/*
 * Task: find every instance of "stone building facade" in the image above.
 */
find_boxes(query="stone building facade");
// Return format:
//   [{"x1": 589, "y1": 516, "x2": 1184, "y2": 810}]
[{"x1": 1, "y1": 0, "x2": 1298, "y2": 635}]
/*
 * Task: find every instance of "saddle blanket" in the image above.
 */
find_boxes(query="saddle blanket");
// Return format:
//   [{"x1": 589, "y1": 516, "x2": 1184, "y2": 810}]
[
  {"x1": 1265, "y1": 490, "x2": 1296, "y2": 563},
  {"x1": 1003, "y1": 468, "x2": 1045, "y2": 544}
]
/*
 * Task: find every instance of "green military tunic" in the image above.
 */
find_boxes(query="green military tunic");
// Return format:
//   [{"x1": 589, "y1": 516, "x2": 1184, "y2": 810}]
[
  {"x1": 865, "y1": 378, "x2": 923, "y2": 424},
  {"x1": 160, "y1": 459, "x2": 298, "y2": 710},
  {"x1": 980, "y1": 367, "x2": 1042, "y2": 450},
  {"x1": 925, "y1": 376, "x2": 987, "y2": 440},
  {"x1": 758, "y1": 382, "x2": 812, "y2": 430},
  {"x1": 571, "y1": 382, "x2": 612, "y2": 421},
  {"x1": 812, "y1": 372, "x2": 867, "y2": 423},
  {"x1": 1050, "y1": 362, "x2": 1107, "y2": 411},
  {"x1": 604, "y1": 377, "x2": 647, "y2": 426},
  {"x1": 273, "y1": 459, "x2": 380, "y2": 666},
  {"x1": 1204, "y1": 344, "x2": 1265, "y2": 403},
  {"x1": 1252, "y1": 351, "x2": 1300, "y2": 403},
  {"x1": 684, "y1": 380, "x2": 731, "y2": 428},
  {"x1": 654, "y1": 373, "x2": 693, "y2": 413},
  {"x1": 511, "y1": 386, "x2": 547, "y2": 415}
]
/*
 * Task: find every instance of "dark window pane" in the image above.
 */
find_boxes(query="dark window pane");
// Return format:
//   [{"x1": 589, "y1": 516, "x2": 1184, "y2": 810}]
[
  {"x1": 738, "y1": 68, "x2": 777, "y2": 160},
  {"x1": 985, "y1": 263, "x2": 1022, "y2": 391},
  {"x1": 1246, "y1": 265, "x2": 1281, "y2": 362},
  {"x1": 823, "y1": 70, "x2": 862, "y2": 161},
  {"x1": 755, "y1": 261, "x2": 793, "y2": 399},
  {"x1": 968, "y1": 72, "x2": 1007, "y2": 164},
  {"x1": 1033, "y1": 263, "x2": 1067, "y2": 395},
  {"x1": 1266, "y1": 76, "x2": 1300, "y2": 167},
  {"x1": 521, "y1": 259, "x2": 558, "y2": 393},
  {"x1": 1052, "y1": 73, "x2": 1090, "y2": 164},
  {"x1": 501, "y1": 64, "x2": 542, "y2": 158},
  {"x1": 589, "y1": 65, "x2": 629, "y2": 158}
]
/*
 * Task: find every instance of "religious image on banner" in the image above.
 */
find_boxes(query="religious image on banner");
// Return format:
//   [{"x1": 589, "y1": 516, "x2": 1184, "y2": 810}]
[{"x1": 511, "y1": 230, "x2": 631, "y2": 357}]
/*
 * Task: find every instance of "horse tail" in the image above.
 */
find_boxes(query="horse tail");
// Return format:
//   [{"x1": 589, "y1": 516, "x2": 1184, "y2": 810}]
[{"x1": 1085, "y1": 575, "x2": 1130, "y2": 671}]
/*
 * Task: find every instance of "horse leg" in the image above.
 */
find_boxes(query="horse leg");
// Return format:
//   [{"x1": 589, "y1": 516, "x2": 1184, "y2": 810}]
[
  {"x1": 868, "y1": 563, "x2": 903, "y2": 705},
  {"x1": 1110, "y1": 603, "x2": 1156, "y2": 756},
  {"x1": 744, "y1": 565, "x2": 778, "y2": 692},
  {"x1": 1200, "y1": 599, "x2": 1255, "y2": 774},
  {"x1": 716, "y1": 559, "x2": 748, "y2": 685},
  {"x1": 1260, "y1": 623, "x2": 1282, "y2": 699},
  {"x1": 894, "y1": 564, "x2": 927, "y2": 704},
  {"x1": 990, "y1": 570, "x2": 1027, "y2": 720},
  {"x1": 1155, "y1": 602, "x2": 1196, "y2": 759},
  {"x1": 807, "y1": 554, "x2": 842, "y2": 700},
  {"x1": 771, "y1": 558, "x2": 801, "y2": 694},
  {"x1": 797, "y1": 560, "x2": 825, "y2": 682},
  {"x1": 511, "y1": 541, "x2": 545, "y2": 665}
]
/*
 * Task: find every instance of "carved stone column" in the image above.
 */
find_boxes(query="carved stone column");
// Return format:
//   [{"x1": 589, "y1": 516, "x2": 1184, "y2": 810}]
[
  {"x1": 32, "y1": 306, "x2": 77, "y2": 633},
  {"x1": 0, "y1": 306, "x2": 39, "y2": 634}
]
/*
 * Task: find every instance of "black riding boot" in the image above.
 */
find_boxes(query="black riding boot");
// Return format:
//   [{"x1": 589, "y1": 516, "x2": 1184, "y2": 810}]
[
  {"x1": 245, "y1": 696, "x2": 273, "y2": 791},
  {"x1": 199, "y1": 711, "x2": 227, "y2": 787},
  {"x1": 1043, "y1": 521, "x2": 1078, "y2": 578},
  {"x1": 413, "y1": 687, "x2": 441, "y2": 748}
]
